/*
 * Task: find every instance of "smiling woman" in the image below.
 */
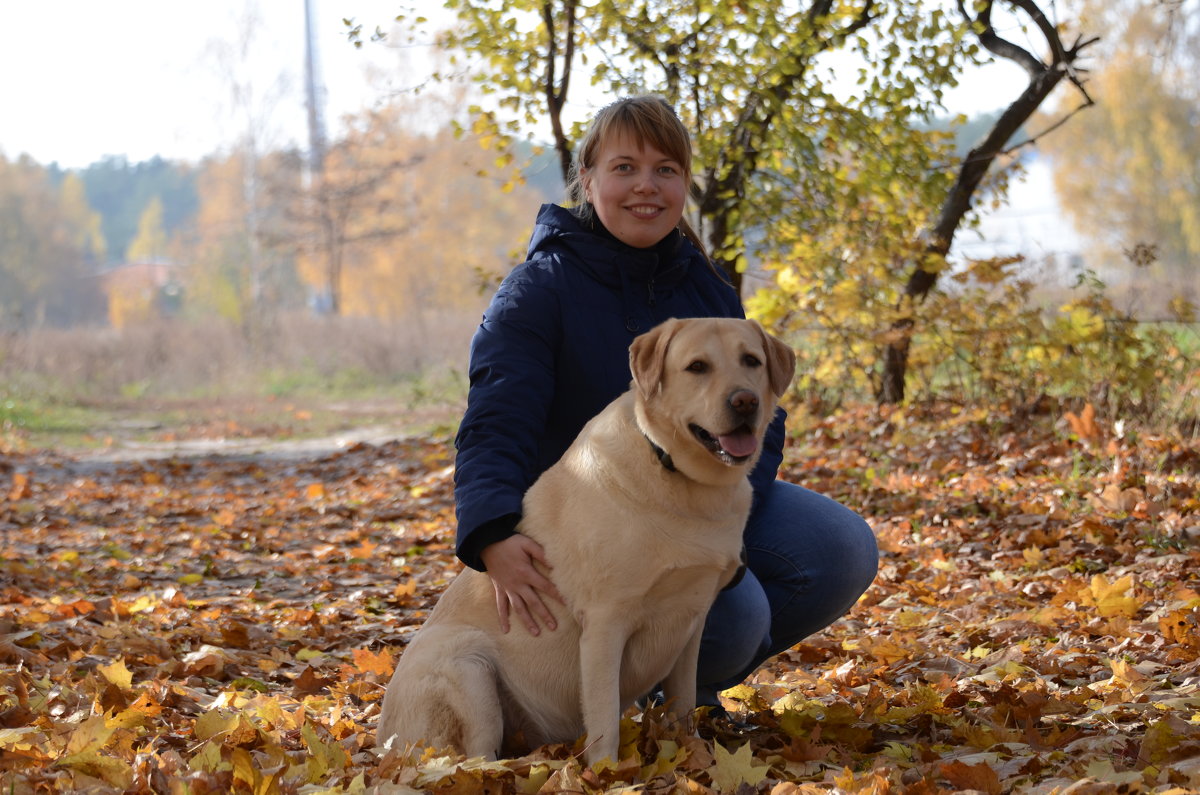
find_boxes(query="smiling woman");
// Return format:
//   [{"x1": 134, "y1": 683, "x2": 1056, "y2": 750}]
[
  {"x1": 578, "y1": 131, "x2": 687, "y2": 249},
  {"x1": 449, "y1": 94, "x2": 878, "y2": 726}
]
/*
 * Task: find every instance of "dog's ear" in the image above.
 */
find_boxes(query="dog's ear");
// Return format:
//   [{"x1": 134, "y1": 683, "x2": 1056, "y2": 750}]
[
  {"x1": 753, "y1": 319, "x2": 797, "y2": 398},
  {"x1": 629, "y1": 318, "x2": 682, "y2": 399}
]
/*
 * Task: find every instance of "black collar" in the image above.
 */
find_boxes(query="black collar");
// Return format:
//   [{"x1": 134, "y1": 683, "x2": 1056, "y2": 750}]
[{"x1": 644, "y1": 434, "x2": 677, "y2": 472}]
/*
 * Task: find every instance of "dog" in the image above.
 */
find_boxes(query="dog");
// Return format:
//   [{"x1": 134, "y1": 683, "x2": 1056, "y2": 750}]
[{"x1": 376, "y1": 317, "x2": 795, "y2": 765}]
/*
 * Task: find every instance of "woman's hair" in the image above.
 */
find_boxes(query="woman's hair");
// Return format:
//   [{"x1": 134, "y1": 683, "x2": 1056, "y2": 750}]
[{"x1": 567, "y1": 95, "x2": 709, "y2": 261}]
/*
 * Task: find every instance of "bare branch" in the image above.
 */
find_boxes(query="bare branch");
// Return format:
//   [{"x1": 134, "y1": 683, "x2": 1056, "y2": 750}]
[{"x1": 1000, "y1": 96, "x2": 1096, "y2": 157}]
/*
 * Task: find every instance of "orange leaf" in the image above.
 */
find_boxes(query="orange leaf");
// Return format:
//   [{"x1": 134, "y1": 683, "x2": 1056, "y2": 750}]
[
  {"x1": 351, "y1": 647, "x2": 394, "y2": 677},
  {"x1": 940, "y1": 760, "x2": 1002, "y2": 795},
  {"x1": 7, "y1": 472, "x2": 32, "y2": 500},
  {"x1": 1064, "y1": 402, "x2": 1101, "y2": 442},
  {"x1": 306, "y1": 483, "x2": 327, "y2": 500}
]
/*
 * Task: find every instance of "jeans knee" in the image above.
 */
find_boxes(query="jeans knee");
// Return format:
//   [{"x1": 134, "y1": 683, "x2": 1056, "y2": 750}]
[{"x1": 698, "y1": 573, "x2": 771, "y2": 687}]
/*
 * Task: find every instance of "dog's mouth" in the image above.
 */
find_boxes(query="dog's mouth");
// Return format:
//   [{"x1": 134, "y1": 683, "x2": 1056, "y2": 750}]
[{"x1": 689, "y1": 423, "x2": 758, "y2": 465}]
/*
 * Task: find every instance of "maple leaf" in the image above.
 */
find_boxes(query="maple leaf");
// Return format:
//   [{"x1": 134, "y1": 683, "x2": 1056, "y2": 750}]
[
  {"x1": 939, "y1": 759, "x2": 1002, "y2": 795},
  {"x1": 96, "y1": 657, "x2": 134, "y2": 690},
  {"x1": 1088, "y1": 574, "x2": 1140, "y2": 618},
  {"x1": 351, "y1": 646, "x2": 394, "y2": 677},
  {"x1": 2, "y1": 406, "x2": 1197, "y2": 793},
  {"x1": 1064, "y1": 403, "x2": 1102, "y2": 443},
  {"x1": 708, "y1": 741, "x2": 771, "y2": 792},
  {"x1": 55, "y1": 750, "x2": 134, "y2": 789}
]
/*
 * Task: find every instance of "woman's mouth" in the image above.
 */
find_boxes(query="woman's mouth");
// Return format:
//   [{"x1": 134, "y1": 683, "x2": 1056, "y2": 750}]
[{"x1": 626, "y1": 205, "x2": 663, "y2": 219}]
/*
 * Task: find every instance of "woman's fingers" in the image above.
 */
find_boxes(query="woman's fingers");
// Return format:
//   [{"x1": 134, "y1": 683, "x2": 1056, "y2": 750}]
[{"x1": 481, "y1": 534, "x2": 563, "y2": 635}]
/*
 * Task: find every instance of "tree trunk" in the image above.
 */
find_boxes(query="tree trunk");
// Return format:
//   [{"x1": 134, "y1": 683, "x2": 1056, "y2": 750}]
[{"x1": 877, "y1": 0, "x2": 1098, "y2": 403}]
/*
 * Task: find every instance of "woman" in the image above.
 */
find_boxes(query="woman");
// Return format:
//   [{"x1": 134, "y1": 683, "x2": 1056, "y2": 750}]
[{"x1": 453, "y1": 95, "x2": 877, "y2": 709}]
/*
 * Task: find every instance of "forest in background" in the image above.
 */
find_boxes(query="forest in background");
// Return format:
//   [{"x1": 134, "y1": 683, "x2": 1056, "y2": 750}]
[
  {"x1": 0, "y1": 0, "x2": 1197, "y2": 434},
  {"x1": 2, "y1": 2, "x2": 1200, "y2": 792}
]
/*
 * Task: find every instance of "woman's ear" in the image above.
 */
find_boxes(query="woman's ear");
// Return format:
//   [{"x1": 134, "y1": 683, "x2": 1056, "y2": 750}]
[{"x1": 579, "y1": 168, "x2": 592, "y2": 202}]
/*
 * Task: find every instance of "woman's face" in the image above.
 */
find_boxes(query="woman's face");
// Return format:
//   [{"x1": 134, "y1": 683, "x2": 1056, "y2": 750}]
[{"x1": 581, "y1": 130, "x2": 687, "y2": 249}]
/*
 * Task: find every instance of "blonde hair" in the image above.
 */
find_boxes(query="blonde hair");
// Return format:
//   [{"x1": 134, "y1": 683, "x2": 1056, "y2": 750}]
[{"x1": 568, "y1": 96, "x2": 709, "y2": 261}]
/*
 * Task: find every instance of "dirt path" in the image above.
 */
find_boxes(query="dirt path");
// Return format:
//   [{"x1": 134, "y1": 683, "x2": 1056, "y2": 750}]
[{"x1": 13, "y1": 396, "x2": 461, "y2": 464}]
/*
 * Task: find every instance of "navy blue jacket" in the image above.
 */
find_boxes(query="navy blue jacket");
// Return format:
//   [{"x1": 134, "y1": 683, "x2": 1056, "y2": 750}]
[{"x1": 453, "y1": 203, "x2": 787, "y2": 570}]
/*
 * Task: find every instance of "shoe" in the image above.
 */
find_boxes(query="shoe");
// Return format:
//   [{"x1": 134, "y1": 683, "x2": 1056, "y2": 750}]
[
  {"x1": 636, "y1": 686, "x2": 665, "y2": 710},
  {"x1": 698, "y1": 705, "x2": 759, "y2": 739}
]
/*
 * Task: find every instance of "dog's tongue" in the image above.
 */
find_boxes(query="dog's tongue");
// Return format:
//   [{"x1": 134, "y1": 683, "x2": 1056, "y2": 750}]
[{"x1": 718, "y1": 429, "x2": 758, "y2": 458}]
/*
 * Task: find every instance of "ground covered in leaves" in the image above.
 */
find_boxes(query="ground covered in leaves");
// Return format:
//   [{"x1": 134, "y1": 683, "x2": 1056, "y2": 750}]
[{"x1": 2, "y1": 403, "x2": 1200, "y2": 793}]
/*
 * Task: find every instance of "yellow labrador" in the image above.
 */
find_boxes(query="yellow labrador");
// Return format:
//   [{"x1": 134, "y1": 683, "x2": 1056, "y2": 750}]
[{"x1": 377, "y1": 317, "x2": 795, "y2": 765}]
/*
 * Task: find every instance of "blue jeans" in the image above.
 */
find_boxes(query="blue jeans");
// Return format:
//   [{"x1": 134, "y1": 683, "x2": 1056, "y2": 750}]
[{"x1": 696, "y1": 480, "x2": 878, "y2": 701}]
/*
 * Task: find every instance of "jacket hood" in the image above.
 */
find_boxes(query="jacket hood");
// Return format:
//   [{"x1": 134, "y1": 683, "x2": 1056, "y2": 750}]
[{"x1": 525, "y1": 203, "x2": 695, "y2": 289}]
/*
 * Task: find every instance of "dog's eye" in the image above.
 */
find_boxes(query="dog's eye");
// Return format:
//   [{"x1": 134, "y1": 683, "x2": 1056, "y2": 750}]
[
  {"x1": 686, "y1": 360, "x2": 708, "y2": 374},
  {"x1": 742, "y1": 354, "x2": 762, "y2": 368}
]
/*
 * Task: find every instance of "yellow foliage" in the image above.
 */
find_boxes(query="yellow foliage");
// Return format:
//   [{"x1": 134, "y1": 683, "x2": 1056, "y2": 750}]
[{"x1": 297, "y1": 103, "x2": 541, "y2": 321}]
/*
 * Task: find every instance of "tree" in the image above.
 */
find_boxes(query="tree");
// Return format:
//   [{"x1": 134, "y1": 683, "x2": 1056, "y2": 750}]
[
  {"x1": 386, "y1": 0, "x2": 1095, "y2": 404},
  {"x1": 271, "y1": 106, "x2": 420, "y2": 317},
  {"x1": 0, "y1": 155, "x2": 106, "y2": 328},
  {"x1": 877, "y1": 0, "x2": 1099, "y2": 402},
  {"x1": 180, "y1": 152, "x2": 272, "y2": 325},
  {"x1": 126, "y1": 197, "x2": 168, "y2": 263},
  {"x1": 78, "y1": 155, "x2": 197, "y2": 264},
  {"x1": 273, "y1": 96, "x2": 541, "y2": 320},
  {"x1": 418, "y1": 0, "x2": 966, "y2": 295},
  {"x1": 1040, "y1": 0, "x2": 1199, "y2": 315}
]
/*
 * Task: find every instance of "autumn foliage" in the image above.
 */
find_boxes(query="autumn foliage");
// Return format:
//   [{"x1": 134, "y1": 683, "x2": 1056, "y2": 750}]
[{"x1": 3, "y1": 400, "x2": 1199, "y2": 793}]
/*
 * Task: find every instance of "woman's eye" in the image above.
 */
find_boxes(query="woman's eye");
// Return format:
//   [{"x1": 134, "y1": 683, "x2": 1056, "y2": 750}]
[
  {"x1": 658, "y1": 166, "x2": 678, "y2": 175},
  {"x1": 686, "y1": 360, "x2": 708, "y2": 374}
]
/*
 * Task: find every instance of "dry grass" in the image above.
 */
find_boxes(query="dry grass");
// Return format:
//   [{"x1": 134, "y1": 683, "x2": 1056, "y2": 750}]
[{"x1": 0, "y1": 310, "x2": 481, "y2": 402}]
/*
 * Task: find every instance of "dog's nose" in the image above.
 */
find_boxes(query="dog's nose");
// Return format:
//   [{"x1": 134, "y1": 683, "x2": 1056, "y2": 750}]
[{"x1": 728, "y1": 390, "x2": 759, "y2": 417}]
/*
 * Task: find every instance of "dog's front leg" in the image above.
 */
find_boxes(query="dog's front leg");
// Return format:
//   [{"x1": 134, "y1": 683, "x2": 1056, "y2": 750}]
[
  {"x1": 660, "y1": 624, "x2": 702, "y2": 734},
  {"x1": 578, "y1": 614, "x2": 628, "y2": 766}
]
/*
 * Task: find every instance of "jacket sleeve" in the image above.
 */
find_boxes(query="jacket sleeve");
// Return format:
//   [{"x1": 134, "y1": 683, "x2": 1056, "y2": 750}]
[
  {"x1": 453, "y1": 268, "x2": 561, "y2": 571},
  {"x1": 748, "y1": 407, "x2": 787, "y2": 509}
]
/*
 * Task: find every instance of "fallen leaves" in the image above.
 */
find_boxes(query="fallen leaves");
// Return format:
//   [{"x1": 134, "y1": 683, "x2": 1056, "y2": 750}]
[{"x1": 1, "y1": 406, "x2": 1199, "y2": 792}]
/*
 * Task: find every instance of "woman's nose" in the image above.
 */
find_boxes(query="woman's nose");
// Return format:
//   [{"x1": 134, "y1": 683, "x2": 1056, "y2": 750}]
[{"x1": 633, "y1": 172, "x2": 658, "y2": 193}]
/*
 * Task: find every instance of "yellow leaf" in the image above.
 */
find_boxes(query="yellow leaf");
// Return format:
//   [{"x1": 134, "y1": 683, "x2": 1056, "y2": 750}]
[
  {"x1": 1090, "y1": 574, "x2": 1139, "y2": 618},
  {"x1": 193, "y1": 709, "x2": 239, "y2": 741},
  {"x1": 189, "y1": 740, "x2": 230, "y2": 773},
  {"x1": 708, "y1": 741, "x2": 771, "y2": 792},
  {"x1": 55, "y1": 751, "x2": 133, "y2": 789},
  {"x1": 296, "y1": 648, "x2": 325, "y2": 663},
  {"x1": 178, "y1": 573, "x2": 204, "y2": 585},
  {"x1": 97, "y1": 657, "x2": 134, "y2": 691},
  {"x1": 0, "y1": 727, "x2": 39, "y2": 749},
  {"x1": 303, "y1": 722, "x2": 350, "y2": 781},
  {"x1": 64, "y1": 715, "x2": 114, "y2": 755}
]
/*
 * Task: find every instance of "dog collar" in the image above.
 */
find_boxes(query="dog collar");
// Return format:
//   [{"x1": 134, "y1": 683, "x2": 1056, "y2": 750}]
[{"x1": 644, "y1": 434, "x2": 677, "y2": 472}]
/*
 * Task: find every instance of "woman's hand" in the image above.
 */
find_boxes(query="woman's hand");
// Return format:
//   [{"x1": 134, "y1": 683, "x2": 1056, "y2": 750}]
[{"x1": 480, "y1": 534, "x2": 566, "y2": 635}]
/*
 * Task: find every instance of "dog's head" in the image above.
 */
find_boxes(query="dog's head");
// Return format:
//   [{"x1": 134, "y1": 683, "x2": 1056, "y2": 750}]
[{"x1": 629, "y1": 318, "x2": 795, "y2": 485}]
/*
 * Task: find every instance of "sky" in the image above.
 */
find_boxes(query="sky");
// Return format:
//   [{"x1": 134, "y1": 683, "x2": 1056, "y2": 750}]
[
  {"x1": 0, "y1": 1, "x2": 1078, "y2": 260},
  {"x1": 0, "y1": 0, "x2": 413, "y2": 169},
  {"x1": 0, "y1": 0, "x2": 1038, "y2": 171}
]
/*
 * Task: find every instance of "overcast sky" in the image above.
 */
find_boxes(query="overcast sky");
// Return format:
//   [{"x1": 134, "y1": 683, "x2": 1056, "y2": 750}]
[
  {"x1": 0, "y1": 0, "x2": 411, "y2": 168},
  {"x1": 0, "y1": 1, "x2": 1032, "y2": 170}
]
